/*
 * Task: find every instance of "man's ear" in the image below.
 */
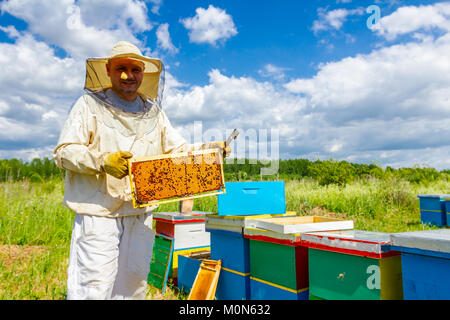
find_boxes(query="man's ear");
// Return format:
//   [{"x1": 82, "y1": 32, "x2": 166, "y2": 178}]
[{"x1": 106, "y1": 61, "x2": 110, "y2": 76}]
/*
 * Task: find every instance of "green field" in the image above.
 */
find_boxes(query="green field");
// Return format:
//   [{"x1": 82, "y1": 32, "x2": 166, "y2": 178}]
[{"x1": 0, "y1": 158, "x2": 448, "y2": 299}]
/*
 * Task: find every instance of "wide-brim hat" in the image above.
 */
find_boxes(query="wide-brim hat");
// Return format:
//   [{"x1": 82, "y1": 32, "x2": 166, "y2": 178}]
[{"x1": 85, "y1": 41, "x2": 163, "y2": 101}]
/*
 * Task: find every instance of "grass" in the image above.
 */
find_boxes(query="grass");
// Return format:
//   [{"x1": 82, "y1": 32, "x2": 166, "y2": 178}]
[{"x1": 0, "y1": 176, "x2": 448, "y2": 299}]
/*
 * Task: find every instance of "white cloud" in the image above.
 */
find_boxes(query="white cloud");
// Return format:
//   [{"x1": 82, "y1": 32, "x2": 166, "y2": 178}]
[
  {"x1": 0, "y1": 0, "x2": 155, "y2": 160},
  {"x1": 0, "y1": 25, "x2": 20, "y2": 38},
  {"x1": 180, "y1": 5, "x2": 238, "y2": 46},
  {"x1": 0, "y1": 0, "x2": 449, "y2": 172},
  {"x1": 258, "y1": 64, "x2": 290, "y2": 80},
  {"x1": 161, "y1": 4, "x2": 450, "y2": 170},
  {"x1": 374, "y1": 3, "x2": 450, "y2": 40},
  {"x1": 0, "y1": 33, "x2": 83, "y2": 155},
  {"x1": 0, "y1": 0, "x2": 152, "y2": 58},
  {"x1": 156, "y1": 23, "x2": 178, "y2": 54},
  {"x1": 147, "y1": 0, "x2": 162, "y2": 15},
  {"x1": 312, "y1": 7, "x2": 364, "y2": 34}
]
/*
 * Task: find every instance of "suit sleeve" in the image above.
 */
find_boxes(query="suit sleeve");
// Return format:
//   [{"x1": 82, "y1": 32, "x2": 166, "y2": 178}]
[{"x1": 53, "y1": 96, "x2": 107, "y2": 175}]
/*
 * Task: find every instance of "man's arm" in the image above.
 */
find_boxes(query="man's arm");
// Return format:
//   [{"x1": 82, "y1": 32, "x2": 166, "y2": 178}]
[{"x1": 53, "y1": 97, "x2": 106, "y2": 175}]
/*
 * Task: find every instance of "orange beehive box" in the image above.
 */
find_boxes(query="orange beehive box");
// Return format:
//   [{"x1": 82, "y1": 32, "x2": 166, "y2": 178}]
[{"x1": 129, "y1": 149, "x2": 226, "y2": 208}]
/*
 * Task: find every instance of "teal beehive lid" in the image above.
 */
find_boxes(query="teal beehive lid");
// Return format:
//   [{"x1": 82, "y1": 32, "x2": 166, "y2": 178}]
[{"x1": 217, "y1": 181, "x2": 286, "y2": 216}]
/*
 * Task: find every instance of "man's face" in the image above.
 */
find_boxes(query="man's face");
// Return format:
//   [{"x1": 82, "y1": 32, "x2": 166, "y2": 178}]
[{"x1": 106, "y1": 58, "x2": 144, "y2": 101}]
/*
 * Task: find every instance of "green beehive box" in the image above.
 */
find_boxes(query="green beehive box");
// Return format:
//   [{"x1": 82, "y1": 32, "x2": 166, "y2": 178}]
[
  {"x1": 147, "y1": 234, "x2": 174, "y2": 294},
  {"x1": 243, "y1": 215, "x2": 354, "y2": 298},
  {"x1": 248, "y1": 238, "x2": 309, "y2": 292},
  {"x1": 302, "y1": 230, "x2": 403, "y2": 300}
]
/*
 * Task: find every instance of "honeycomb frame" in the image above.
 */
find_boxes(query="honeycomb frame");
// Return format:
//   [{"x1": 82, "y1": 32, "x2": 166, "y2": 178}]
[{"x1": 128, "y1": 148, "x2": 226, "y2": 208}]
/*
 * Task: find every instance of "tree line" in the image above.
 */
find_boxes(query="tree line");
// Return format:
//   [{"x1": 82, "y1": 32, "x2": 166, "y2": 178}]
[{"x1": 0, "y1": 157, "x2": 448, "y2": 186}]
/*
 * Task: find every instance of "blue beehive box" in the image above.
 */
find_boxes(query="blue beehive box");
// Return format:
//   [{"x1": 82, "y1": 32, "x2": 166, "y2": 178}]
[
  {"x1": 177, "y1": 251, "x2": 210, "y2": 293},
  {"x1": 217, "y1": 181, "x2": 286, "y2": 216},
  {"x1": 206, "y1": 229, "x2": 251, "y2": 300},
  {"x1": 216, "y1": 268, "x2": 251, "y2": 300},
  {"x1": 209, "y1": 229, "x2": 250, "y2": 274},
  {"x1": 391, "y1": 229, "x2": 450, "y2": 300},
  {"x1": 417, "y1": 194, "x2": 447, "y2": 227},
  {"x1": 444, "y1": 197, "x2": 450, "y2": 227}
]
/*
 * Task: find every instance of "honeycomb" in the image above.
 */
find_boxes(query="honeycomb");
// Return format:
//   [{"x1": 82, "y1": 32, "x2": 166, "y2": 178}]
[{"x1": 130, "y1": 150, "x2": 223, "y2": 206}]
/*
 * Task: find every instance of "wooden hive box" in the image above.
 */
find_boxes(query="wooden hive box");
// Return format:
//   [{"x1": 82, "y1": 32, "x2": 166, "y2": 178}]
[
  {"x1": 205, "y1": 213, "x2": 295, "y2": 300},
  {"x1": 301, "y1": 230, "x2": 403, "y2": 300},
  {"x1": 153, "y1": 212, "x2": 212, "y2": 280},
  {"x1": 390, "y1": 229, "x2": 450, "y2": 300},
  {"x1": 217, "y1": 181, "x2": 286, "y2": 216},
  {"x1": 129, "y1": 149, "x2": 225, "y2": 208},
  {"x1": 443, "y1": 196, "x2": 450, "y2": 227},
  {"x1": 177, "y1": 251, "x2": 211, "y2": 294},
  {"x1": 243, "y1": 216, "x2": 354, "y2": 300},
  {"x1": 417, "y1": 194, "x2": 448, "y2": 227}
]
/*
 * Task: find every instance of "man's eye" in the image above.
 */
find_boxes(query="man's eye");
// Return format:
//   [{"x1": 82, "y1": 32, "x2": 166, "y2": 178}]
[{"x1": 132, "y1": 68, "x2": 142, "y2": 73}]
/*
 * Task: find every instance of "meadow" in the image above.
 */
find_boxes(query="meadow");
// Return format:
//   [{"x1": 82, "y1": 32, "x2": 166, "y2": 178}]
[{"x1": 0, "y1": 158, "x2": 448, "y2": 299}]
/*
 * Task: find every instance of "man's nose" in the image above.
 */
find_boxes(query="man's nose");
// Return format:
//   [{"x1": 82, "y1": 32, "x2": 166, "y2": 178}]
[{"x1": 121, "y1": 70, "x2": 135, "y2": 80}]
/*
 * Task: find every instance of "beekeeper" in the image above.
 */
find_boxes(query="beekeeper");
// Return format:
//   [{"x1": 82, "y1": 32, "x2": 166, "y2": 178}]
[{"x1": 54, "y1": 41, "x2": 228, "y2": 300}]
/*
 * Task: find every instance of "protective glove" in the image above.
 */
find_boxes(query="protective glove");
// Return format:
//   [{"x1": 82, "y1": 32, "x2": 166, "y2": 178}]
[
  {"x1": 103, "y1": 151, "x2": 133, "y2": 179},
  {"x1": 210, "y1": 141, "x2": 232, "y2": 159}
]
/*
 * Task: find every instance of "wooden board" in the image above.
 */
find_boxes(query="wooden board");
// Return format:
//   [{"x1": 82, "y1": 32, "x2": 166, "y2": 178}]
[
  {"x1": 188, "y1": 259, "x2": 222, "y2": 300},
  {"x1": 244, "y1": 227, "x2": 301, "y2": 244},
  {"x1": 153, "y1": 211, "x2": 212, "y2": 223},
  {"x1": 390, "y1": 229, "x2": 450, "y2": 256},
  {"x1": 246, "y1": 216, "x2": 354, "y2": 234},
  {"x1": 206, "y1": 212, "x2": 296, "y2": 235},
  {"x1": 147, "y1": 234, "x2": 174, "y2": 294},
  {"x1": 206, "y1": 211, "x2": 296, "y2": 228},
  {"x1": 301, "y1": 230, "x2": 398, "y2": 259},
  {"x1": 129, "y1": 149, "x2": 225, "y2": 208}
]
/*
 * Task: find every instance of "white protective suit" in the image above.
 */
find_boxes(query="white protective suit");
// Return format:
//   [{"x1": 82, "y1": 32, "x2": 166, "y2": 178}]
[
  {"x1": 54, "y1": 91, "x2": 194, "y2": 299},
  {"x1": 53, "y1": 42, "x2": 215, "y2": 299}
]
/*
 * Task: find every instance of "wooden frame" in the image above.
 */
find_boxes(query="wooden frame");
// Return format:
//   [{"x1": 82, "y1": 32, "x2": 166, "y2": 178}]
[
  {"x1": 128, "y1": 148, "x2": 226, "y2": 209},
  {"x1": 245, "y1": 216, "x2": 354, "y2": 234}
]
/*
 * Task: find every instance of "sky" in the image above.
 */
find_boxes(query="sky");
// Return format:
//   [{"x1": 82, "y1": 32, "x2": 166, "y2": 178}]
[{"x1": 0, "y1": 0, "x2": 449, "y2": 170}]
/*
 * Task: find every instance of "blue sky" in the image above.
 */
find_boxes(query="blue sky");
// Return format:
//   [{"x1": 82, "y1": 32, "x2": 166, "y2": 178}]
[{"x1": 0, "y1": 0, "x2": 450, "y2": 170}]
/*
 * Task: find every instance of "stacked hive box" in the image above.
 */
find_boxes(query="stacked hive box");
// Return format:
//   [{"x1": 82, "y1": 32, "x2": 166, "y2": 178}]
[
  {"x1": 206, "y1": 213, "x2": 295, "y2": 300},
  {"x1": 301, "y1": 230, "x2": 403, "y2": 300},
  {"x1": 391, "y1": 229, "x2": 450, "y2": 300},
  {"x1": 153, "y1": 212, "x2": 211, "y2": 281},
  {"x1": 206, "y1": 181, "x2": 290, "y2": 300},
  {"x1": 445, "y1": 197, "x2": 450, "y2": 227},
  {"x1": 417, "y1": 194, "x2": 448, "y2": 227},
  {"x1": 244, "y1": 216, "x2": 354, "y2": 300}
]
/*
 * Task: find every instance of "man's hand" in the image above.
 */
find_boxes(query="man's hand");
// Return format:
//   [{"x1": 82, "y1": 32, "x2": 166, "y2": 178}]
[
  {"x1": 103, "y1": 151, "x2": 133, "y2": 179},
  {"x1": 210, "y1": 141, "x2": 232, "y2": 159}
]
